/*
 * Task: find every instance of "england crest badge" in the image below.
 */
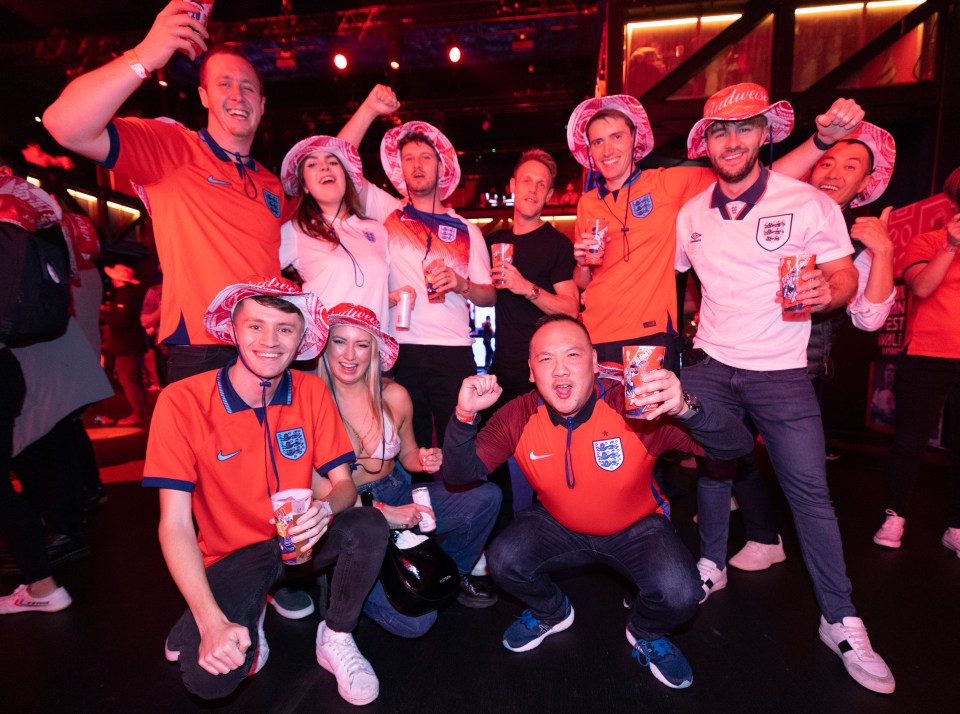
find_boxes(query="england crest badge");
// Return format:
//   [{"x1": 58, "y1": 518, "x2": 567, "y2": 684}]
[
  {"x1": 756, "y1": 214, "x2": 793, "y2": 251},
  {"x1": 276, "y1": 428, "x2": 307, "y2": 460},
  {"x1": 263, "y1": 189, "x2": 281, "y2": 218},
  {"x1": 630, "y1": 193, "x2": 653, "y2": 218},
  {"x1": 593, "y1": 437, "x2": 624, "y2": 472}
]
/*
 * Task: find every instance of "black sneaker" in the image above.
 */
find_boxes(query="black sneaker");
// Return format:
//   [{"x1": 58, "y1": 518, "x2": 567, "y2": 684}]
[
  {"x1": 45, "y1": 533, "x2": 89, "y2": 567},
  {"x1": 82, "y1": 484, "x2": 108, "y2": 512},
  {"x1": 267, "y1": 587, "x2": 315, "y2": 619},
  {"x1": 457, "y1": 573, "x2": 498, "y2": 608}
]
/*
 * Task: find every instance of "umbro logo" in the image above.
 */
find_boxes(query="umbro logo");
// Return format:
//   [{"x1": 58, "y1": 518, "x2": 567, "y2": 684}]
[
  {"x1": 207, "y1": 175, "x2": 231, "y2": 186},
  {"x1": 217, "y1": 450, "x2": 241, "y2": 461},
  {"x1": 690, "y1": 232, "x2": 702, "y2": 242}
]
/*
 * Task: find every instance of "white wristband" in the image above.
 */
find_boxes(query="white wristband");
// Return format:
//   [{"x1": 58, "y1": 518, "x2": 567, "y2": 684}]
[{"x1": 123, "y1": 50, "x2": 150, "y2": 80}]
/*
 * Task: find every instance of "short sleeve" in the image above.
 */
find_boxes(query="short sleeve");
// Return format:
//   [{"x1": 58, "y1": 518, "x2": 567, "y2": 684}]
[{"x1": 103, "y1": 117, "x2": 192, "y2": 186}]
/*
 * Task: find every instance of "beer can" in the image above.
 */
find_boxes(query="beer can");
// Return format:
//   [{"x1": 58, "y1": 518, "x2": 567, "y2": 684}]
[
  {"x1": 397, "y1": 289, "x2": 413, "y2": 330},
  {"x1": 411, "y1": 486, "x2": 436, "y2": 533}
]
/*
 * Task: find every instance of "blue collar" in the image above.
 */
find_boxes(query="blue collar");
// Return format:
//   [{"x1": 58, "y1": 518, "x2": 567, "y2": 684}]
[
  {"x1": 710, "y1": 167, "x2": 768, "y2": 220},
  {"x1": 199, "y1": 128, "x2": 258, "y2": 170},
  {"x1": 597, "y1": 165, "x2": 643, "y2": 200},
  {"x1": 543, "y1": 385, "x2": 599, "y2": 428},
  {"x1": 216, "y1": 360, "x2": 293, "y2": 415}
]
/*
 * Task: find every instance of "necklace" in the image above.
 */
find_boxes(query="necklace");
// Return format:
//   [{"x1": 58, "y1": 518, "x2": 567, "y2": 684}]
[{"x1": 342, "y1": 410, "x2": 378, "y2": 456}]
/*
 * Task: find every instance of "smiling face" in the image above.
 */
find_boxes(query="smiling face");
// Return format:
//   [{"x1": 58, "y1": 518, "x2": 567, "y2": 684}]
[
  {"x1": 809, "y1": 141, "x2": 873, "y2": 208},
  {"x1": 301, "y1": 151, "x2": 347, "y2": 214},
  {"x1": 510, "y1": 160, "x2": 554, "y2": 221},
  {"x1": 528, "y1": 319, "x2": 598, "y2": 418},
  {"x1": 587, "y1": 116, "x2": 635, "y2": 190},
  {"x1": 232, "y1": 298, "x2": 303, "y2": 380},
  {"x1": 400, "y1": 140, "x2": 440, "y2": 199},
  {"x1": 325, "y1": 325, "x2": 374, "y2": 387},
  {"x1": 198, "y1": 53, "x2": 265, "y2": 153},
  {"x1": 704, "y1": 118, "x2": 765, "y2": 191}
]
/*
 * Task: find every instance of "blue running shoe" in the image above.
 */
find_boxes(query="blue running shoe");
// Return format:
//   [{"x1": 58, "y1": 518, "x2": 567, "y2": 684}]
[
  {"x1": 627, "y1": 628, "x2": 693, "y2": 689},
  {"x1": 502, "y1": 597, "x2": 575, "y2": 652}
]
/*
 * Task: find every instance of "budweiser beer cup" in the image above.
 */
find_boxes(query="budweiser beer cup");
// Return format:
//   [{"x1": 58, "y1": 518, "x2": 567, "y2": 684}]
[
  {"x1": 623, "y1": 345, "x2": 666, "y2": 419},
  {"x1": 491, "y1": 243, "x2": 514, "y2": 287},
  {"x1": 585, "y1": 218, "x2": 608, "y2": 266},
  {"x1": 780, "y1": 254, "x2": 817, "y2": 319},
  {"x1": 422, "y1": 258, "x2": 445, "y2": 304},
  {"x1": 271, "y1": 488, "x2": 314, "y2": 565},
  {"x1": 411, "y1": 486, "x2": 436, "y2": 532},
  {"x1": 185, "y1": 1, "x2": 215, "y2": 54},
  {"x1": 396, "y1": 289, "x2": 413, "y2": 330}
]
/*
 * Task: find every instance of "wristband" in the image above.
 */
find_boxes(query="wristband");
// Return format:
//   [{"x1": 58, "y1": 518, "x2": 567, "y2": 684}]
[
  {"x1": 457, "y1": 278, "x2": 471, "y2": 296},
  {"x1": 812, "y1": 133, "x2": 836, "y2": 151},
  {"x1": 317, "y1": 500, "x2": 334, "y2": 518},
  {"x1": 123, "y1": 50, "x2": 151, "y2": 80},
  {"x1": 942, "y1": 240, "x2": 959, "y2": 254},
  {"x1": 455, "y1": 406, "x2": 477, "y2": 424}
]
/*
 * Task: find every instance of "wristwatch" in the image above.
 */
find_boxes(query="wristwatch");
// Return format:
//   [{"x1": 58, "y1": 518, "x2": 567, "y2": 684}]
[
  {"x1": 675, "y1": 391, "x2": 702, "y2": 421},
  {"x1": 526, "y1": 286, "x2": 541, "y2": 302}
]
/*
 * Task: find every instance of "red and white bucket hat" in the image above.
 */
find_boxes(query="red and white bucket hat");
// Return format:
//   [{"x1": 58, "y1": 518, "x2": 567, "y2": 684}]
[
  {"x1": 841, "y1": 122, "x2": 896, "y2": 208},
  {"x1": 687, "y1": 83, "x2": 794, "y2": 159},
  {"x1": 204, "y1": 276, "x2": 329, "y2": 360},
  {"x1": 566, "y1": 95, "x2": 655, "y2": 170},
  {"x1": 280, "y1": 135, "x2": 364, "y2": 197},
  {"x1": 325, "y1": 303, "x2": 399, "y2": 371},
  {"x1": 379, "y1": 121, "x2": 461, "y2": 201}
]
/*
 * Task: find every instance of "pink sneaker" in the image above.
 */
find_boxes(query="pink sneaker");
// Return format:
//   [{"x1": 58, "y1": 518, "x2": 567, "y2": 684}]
[
  {"x1": 942, "y1": 528, "x2": 960, "y2": 558},
  {"x1": 873, "y1": 510, "x2": 905, "y2": 549},
  {"x1": 728, "y1": 536, "x2": 786, "y2": 571}
]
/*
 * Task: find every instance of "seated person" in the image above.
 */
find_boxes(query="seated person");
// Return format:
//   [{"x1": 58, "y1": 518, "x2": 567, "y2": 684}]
[
  {"x1": 143, "y1": 276, "x2": 387, "y2": 706},
  {"x1": 440, "y1": 315, "x2": 754, "y2": 689},
  {"x1": 318, "y1": 303, "x2": 501, "y2": 631}
]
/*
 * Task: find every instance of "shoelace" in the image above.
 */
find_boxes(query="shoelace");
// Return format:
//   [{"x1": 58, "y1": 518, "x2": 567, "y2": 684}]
[
  {"x1": 632, "y1": 638, "x2": 675, "y2": 667},
  {"x1": 326, "y1": 633, "x2": 372, "y2": 679},
  {"x1": 516, "y1": 609, "x2": 539, "y2": 630},
  {"x1": 840, "y1": 623, "x2": 875, "y2": 658}
]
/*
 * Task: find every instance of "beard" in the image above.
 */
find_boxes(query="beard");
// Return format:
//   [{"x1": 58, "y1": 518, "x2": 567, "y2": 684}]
[{"x1": 712, "y1": 146, "x2": 761, "y2": 186}]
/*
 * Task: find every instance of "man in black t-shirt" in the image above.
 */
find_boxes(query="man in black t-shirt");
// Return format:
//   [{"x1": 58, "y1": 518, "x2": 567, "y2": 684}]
[{"x1": 486, "y1": 149, "x2": 579, "y2": 403}]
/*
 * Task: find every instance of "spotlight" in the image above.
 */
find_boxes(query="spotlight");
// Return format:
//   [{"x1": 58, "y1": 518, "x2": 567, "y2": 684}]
[
  {"x1": 390, "y1": 60, "x2": 400, "y2": 70},
  {"x1": 157, "y1": 68, "x2": 168, "y2": 87},
  {"x1": 388, "y1": 34, "x2": 403, "y2": 71},
  {"x1": 333, "y1": 52, "x2": 348, "y2": 70},
  {"x1": 446, "y1": 35, "x2": 461, "y2": 63}
]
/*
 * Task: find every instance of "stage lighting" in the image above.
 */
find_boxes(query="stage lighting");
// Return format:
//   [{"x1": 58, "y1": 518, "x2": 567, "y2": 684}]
[
  {"x1": 446, "y1": 35, "x2": 461, "y2": 63},
  {"x1": 333, "y1": 52, "x2": 348, "y2": 70}
]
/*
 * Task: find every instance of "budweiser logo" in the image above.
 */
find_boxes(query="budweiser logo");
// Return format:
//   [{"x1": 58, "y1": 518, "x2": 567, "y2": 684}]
[{"x1": 705, "y1": 83, "x2": 770, "y2": 115}]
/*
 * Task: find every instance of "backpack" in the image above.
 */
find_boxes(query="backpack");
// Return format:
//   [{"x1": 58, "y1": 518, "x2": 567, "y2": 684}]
[{"x1": 0, "y1": 220, "x2": 72, "y2": 345}]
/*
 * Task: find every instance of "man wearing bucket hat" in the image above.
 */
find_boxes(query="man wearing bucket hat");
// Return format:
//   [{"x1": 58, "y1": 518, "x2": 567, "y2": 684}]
[
  {"x1": 567, "y1": 91, "x2": 864, "y2": 368},
  {"x1": 338, "y1": 85, "x2": 496, "y2": 449},
  {"x1": 728, "y1": 122, "x2": 898, "y2": 573},
  {"x1": 143, "y1": 276, "x2": 387, "y2": 705},
  {"x1": 44, "y1": 3, "x2": 284, "y2": 382},
  {"x1": 674, "y1": 84, "x2": 894, "y2": 694},
  {"x1": 279, "y1": 135, "x2": 392, "y2": 328}
]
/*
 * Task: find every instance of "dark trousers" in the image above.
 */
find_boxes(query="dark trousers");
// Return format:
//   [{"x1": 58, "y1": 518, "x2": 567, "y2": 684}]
[
  {"x1": 0, "y1": 347, "x2": 50, "y2": 583},
  {"x1": 887, "y1": 354, "x2": 960, "y2": 527},
  {"x1": 488, "y1": 505, "x2": 701, "y2": 640},
  {"x1": 166, "y1": 345, "x2": 238, "y2": 384},
  {"x1": 393, "y1": 344, "x2": 477, "y2": 448},
  {"x1": 594, "y1": 332, "x2": 681, "y2": 375},
  {"x1": 169, "y1": 507, "x2": 387, "y2": 700}
]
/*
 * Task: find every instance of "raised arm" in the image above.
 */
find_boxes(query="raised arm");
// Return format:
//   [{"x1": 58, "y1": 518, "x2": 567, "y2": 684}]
[
  {"x1": 43, "y1": 1, "x2": 207, "y2": 162},
  {"x1": 772, "y1": 98, "x2": 864, "y2": 179},
  {"x1": 904, "y1": 215, "x2": 960, "y2": 298},
  {"x1": 337, "y1": 84, "x2": 401, "y2": 206},
  {"x1": 158, "y1": 488, "x2": 250, "y2": 675}
]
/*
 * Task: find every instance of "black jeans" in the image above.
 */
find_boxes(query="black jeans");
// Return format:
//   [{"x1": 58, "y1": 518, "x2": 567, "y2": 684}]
[
  {"x1": 0, "y1": 347, "x2": 50, "y2": 583},
  {"x1": 887, "y1": 354, "x2": 960, "y2": 527},
  {"x1": 168, "y1": 507, "x2": 388, "y2": 700},
  {"x1": 393, "y1": 344, "x2": 477, "y2": 448},
  {"x1": 166, "y1": 345, "x2": 238, "y2": 384}
]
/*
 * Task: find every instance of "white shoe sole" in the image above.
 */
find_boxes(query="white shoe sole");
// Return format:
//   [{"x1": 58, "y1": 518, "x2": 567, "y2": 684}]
[
  {"x1": 818, "y1": 628, "x2": 896, "y2": 695},
  {"x1": 503, "y1": 605, "x2": 575, "y2": 653},
  {"x1": 267, "y1": 591, "x2": 315, "y2": 619},
  {"x1": 625, "y1": 629, "x2": 693, "y2": 689}
]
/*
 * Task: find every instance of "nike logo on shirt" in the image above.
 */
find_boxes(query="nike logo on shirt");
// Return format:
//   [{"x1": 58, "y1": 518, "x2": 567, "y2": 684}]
[
  {"x1": 217, "y1": 450, "x2": 242, "y2": 461},
  {"x1": 529, "y1": 452, "x2": 552, "y2": 460},
  {"x1": 207, "y1": 176, "x2": 231, "y2": 185}
]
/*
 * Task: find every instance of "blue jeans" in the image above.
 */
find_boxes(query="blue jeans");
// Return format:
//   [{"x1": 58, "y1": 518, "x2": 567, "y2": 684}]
[
  {"x1": 681, "y1": 356, "x2": 855, "y2": 622},
  {"x1": 488, "y1": 504, "x2": 701, "y2": 640},
  {"x1": 357, "y1": 464, "x2": 501, "y2": 637}
]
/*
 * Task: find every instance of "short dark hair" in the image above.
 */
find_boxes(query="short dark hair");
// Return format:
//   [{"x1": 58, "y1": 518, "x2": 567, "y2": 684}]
[
  {"x1": 236, "y1": 295, "x2": 303, "y2": 319},
  {"x1": 943, "y1": 165, "x2": 960, "y2": 206},
  {"x1": 530, "y1": 314, "x2": 592, "y2": 354},
  {"x1": 199, "y1": 44, "x2": 263, "y2": 94},
  {"x1": 514, "y1": 149, "x2": 557, "y2": 188},
  {"x1": 835, "y1": 139, "x2": 875, "y2": 174},
  {"x1": 398, "y1": 131, "x2": 439, "y2": 160},
  {"x1": 705, "y1": 115, "x2": 767, "y2": 137},
  {"x1": 586, "y1": 109, "x2": 635, "y2": 137}
]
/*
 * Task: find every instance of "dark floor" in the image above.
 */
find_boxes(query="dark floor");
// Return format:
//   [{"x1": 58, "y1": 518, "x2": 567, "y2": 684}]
[{"x1": 2, "y1": 424, "x2": 957, "y2": 714}]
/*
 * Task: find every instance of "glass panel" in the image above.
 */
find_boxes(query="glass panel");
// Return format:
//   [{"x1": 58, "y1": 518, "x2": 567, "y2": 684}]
[
  {"x1": 792, "y1": 1, "x2": 927, "y2": 91},
  {"x1": 840, "y1": 12, "x2": 937, "y2": 87},
  {"x1": 623, "y1": 14, "x2": 774, "y2": 100}
]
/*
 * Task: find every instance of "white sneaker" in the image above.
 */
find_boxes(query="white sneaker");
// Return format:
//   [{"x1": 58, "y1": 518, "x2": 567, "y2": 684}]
[
  {"x1": 818, "y1": 616, "x2": 895, "y2": 694},
  {"x1": 873, "y1": 510, "x2": 905, "y2": 549},
  {"x1": 728, "y1": 536, "x2": 786, "y2": 571},
  {"x1": 942, "y1": 528, "x2": 960, "y2": 557},
  {"x1": 696, "y1": 558, "x2": 727, "y2": 604},
  {"x1": 0, "y1": 584, "x2": 72, "y2": 614},
  {"x1": 316, "y1": 621, "x2": 379, "y2": 705}
]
